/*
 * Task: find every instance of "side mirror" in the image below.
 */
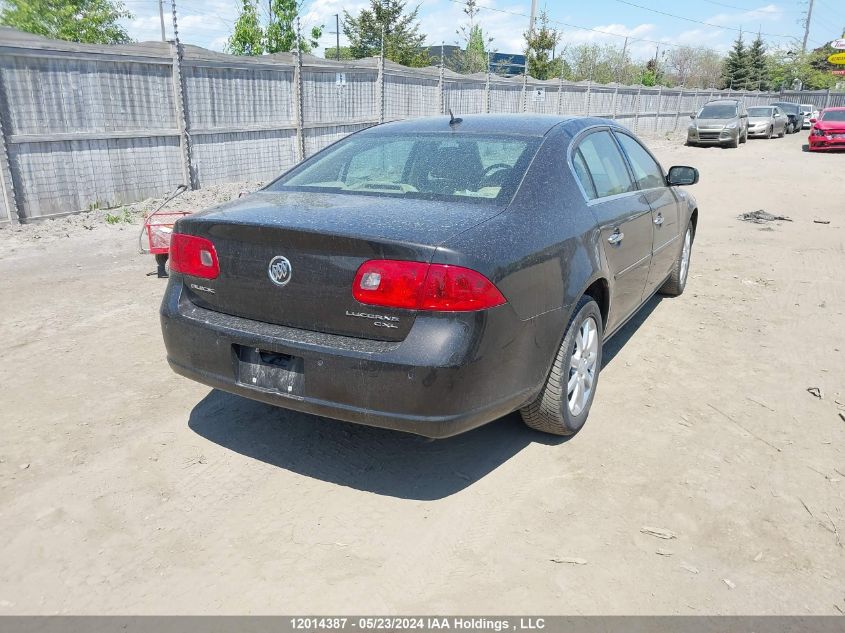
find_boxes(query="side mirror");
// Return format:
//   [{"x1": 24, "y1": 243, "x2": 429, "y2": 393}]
[
  {"x1": 810, "y1": 118, "x2": 817, "y2": 123},
  {"x1": 667, "y1": 166, "x2": 699, "y2": 187},
  {"x1": 689, "y1": 114, "x2": 695, "y2": 119}
]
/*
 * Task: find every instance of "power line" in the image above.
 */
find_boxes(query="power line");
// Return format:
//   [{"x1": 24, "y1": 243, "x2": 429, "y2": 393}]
[
  {"x1": 442, "y1": 0, "x2": 686, "y2": 49},
  {"x1": 610, "y1": 0, "x2": 799, "y2": 39}
]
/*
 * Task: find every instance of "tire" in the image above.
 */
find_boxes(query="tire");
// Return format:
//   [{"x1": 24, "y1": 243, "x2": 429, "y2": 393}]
[
  {"x1": 740, "y1": 128, "x2": 747, "y2": 144},
  {"x1": 786, "y1": 121, "x2": 795, "y2": 134},
  {"x1": 778, "y1": 126, "x2": 785, "y2": 138},
  {"x1": 728, "y1": 134, "x2": 739, "y2": 148},
  {"x1": 660, "y1": 223, "x2": 693, "y2": 297},
  {"x1": 520, "y1": 296, "x2": 603, "y2": 436},
  {"x1": 766, "y1": 126, "x2": 773, "y2": 139}
]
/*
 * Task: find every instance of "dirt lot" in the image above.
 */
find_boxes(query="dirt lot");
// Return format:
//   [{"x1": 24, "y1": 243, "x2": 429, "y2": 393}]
[{"x1": 0, "y1": 131, "x2": 843, "y2": 615}]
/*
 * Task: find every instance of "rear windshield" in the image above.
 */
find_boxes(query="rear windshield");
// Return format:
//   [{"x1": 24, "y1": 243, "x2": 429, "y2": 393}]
[
  {"x1": 821, "y1": 110, "x2": 845, "y2": 122},
  {"x1": 774, "y1": 103, "x2": 798, "y2": 114},
  {"x1": 698, "y1": 104, "x2": 737, "y2": 119},
  {"x1": 747, "y1": 107, "x2": 773, "y2": 117},
  {"x1": 269, "y1": 133, "x2": 540, "y2": 205}
]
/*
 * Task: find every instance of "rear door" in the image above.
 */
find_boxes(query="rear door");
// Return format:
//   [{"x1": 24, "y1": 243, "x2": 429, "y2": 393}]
[
  {"x1": 614, "y1": 131, "x2": 681, "y2": 294},
  {"x1": 573, "y1": 129, "x2": 653, "y2": 333}
]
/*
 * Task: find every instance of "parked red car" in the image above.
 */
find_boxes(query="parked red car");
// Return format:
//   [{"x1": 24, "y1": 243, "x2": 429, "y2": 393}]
[{"x1": 808, "y1": 107, "x2": 845, "y2": 151}]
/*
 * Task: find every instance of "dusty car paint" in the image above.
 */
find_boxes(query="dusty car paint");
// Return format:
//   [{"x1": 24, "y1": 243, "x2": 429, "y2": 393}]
[{"x1": 161, "y1": 114, "x2": 698, "y2": 437}]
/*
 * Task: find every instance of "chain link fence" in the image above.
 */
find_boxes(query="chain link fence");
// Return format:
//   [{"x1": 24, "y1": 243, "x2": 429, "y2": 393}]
[{"x1": 0, "y1": 27, "x2": 842, "y2": 223}]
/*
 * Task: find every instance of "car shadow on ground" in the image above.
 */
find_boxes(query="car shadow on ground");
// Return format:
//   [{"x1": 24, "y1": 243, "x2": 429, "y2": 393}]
[
  {"x1": 188, "y1": 294, "x2": 661, "y2": 500},
  {"x1": 601, "y1": 293, "x2": 662, "y2": 368},
  {"x1": 189, "y1": 393, "x2": 564, "y2": 500}
]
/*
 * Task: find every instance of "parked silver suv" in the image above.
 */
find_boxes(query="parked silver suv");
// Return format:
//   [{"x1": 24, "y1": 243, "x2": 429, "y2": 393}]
[{"x1": 687, "y1": 99, "x2": 748, "y2": 148}]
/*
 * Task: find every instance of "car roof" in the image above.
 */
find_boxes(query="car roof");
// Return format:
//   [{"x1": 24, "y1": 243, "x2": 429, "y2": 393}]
[
  {"x1": 704, "y1": 98, "x2": 740, "y2": 104},
  {"x1": 365, "y1": 114, "x2": 617, "y2": 138},
  {"x1": 822, "y1": 106, "x2": 845, "y2": 111}
]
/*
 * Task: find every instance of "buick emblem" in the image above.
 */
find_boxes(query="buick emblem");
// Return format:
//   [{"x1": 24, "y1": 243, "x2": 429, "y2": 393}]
[{"x1": 268, "y1": 255, "x2": 292, "y2": 286}]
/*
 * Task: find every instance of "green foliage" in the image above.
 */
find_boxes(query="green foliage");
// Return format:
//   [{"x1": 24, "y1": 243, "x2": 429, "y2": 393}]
[
  {"x1": 523, "y1": 10, "x2": 561, "y2": 80},
  {"x1": 227, "y1": 0, "x2": 264, "y2": 55},
  {"x1": 105, "y1": 209, "x2": 133, "y2": 224},
  {"x1": 0, "y1": 0, "x2": 132, "y2": 44},
  {"x1": 766, "y1": 44, "x2": 841, "y2": 91},
  {"x1": 324, "y1": 46, "x2": 356, "y2": 60},
  {"x1": 343, "y1": 0, "x2": 428, "y2": 67},
  {"x1": 746, "y1": 34, "x2": 768, "y2": 90},
  {"x1": 228, "y1": 0, "x2": 322, "y2": 56},
  {"x1": 722, "y1": 33, "x2": 751, "y2": 89},
  {"x1": 450, "y1": 0, "x2": 490, "y2": 74}
]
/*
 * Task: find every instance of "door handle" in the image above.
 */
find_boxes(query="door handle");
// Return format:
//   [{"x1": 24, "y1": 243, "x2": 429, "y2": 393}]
[
  {"x1": 653, "y1": 213, "x2": 664, "y2": 226},
  {"x1": 607, "y1": 230, "x2": 624, "y2": 245}
]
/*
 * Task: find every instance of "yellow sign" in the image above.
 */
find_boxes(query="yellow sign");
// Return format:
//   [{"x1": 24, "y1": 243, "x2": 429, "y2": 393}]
[{"x1": 828, "y1": 52, "x2": 845, "y2": 65}]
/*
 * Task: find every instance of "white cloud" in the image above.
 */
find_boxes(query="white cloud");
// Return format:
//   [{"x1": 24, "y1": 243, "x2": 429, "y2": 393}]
[{"x1": 706, "y1": 4, "x2": 783, "y2": 27}]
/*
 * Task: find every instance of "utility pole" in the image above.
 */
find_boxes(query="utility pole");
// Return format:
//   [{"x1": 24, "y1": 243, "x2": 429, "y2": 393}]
[
  {"x1": 618, "y1": 36, "x2": 629, "y2": 83},
  {"x1": 801, "y1": 0, "x2": 814, "y2": 53},
  {"x1": 528, "y1": 0, "x2": 538, "y2": 35},
  {"x1": 159, "y1": 0, "x2": 166, "y2": 41},
  {"x1": 333, "y1": 13, "x2": 340, "y2": 60}
]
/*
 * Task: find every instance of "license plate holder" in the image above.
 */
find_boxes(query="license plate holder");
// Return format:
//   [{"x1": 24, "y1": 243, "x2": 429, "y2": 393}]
[{"x1": 235, "y1": 345, "x2": 304, "y2": 395}]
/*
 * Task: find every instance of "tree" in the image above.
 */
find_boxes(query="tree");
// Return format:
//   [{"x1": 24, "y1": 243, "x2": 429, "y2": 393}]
[
  {"x1": 227, "y1": 0, "x2": 321, "y2": 56},
  {"x1": 722, "y1": 33, "x2": 751, "y2": 89},
  {"x1": 767, "y1": 44, "x2": 840, "y2": 91},
  {"x1": 746, "y1": 33, "x2": 768, "y2": 90},
  {"x1": 523, "y1": 10, "x2": 561, "y2": 79},
  {"x1": 666, "y1": 46, "x2": 697, "y2": 86},
  {"x1": 266, "y1": 0, "x2": 321, "y2": 54},
  {"x1": 343, "y1": 0, "x2": 428, "y2": 67},
  {"x1": 449, "y1": 0, "x2": 492, "y2": 74},
  {"x1": 0, "y1": 0, "x2": 132, "y2": 44},
  {"x1": 228, "y1": 0, "x2": 264, "y2": 55}
]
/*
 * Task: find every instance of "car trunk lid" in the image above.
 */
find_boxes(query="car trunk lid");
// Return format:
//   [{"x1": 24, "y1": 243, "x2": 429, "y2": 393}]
[{"x1": 175, "y1": 190, "x2": 501, "y2": 341}]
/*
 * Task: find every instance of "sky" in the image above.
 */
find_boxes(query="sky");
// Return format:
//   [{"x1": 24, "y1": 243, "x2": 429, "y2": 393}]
[{"x1": 122, "y1": 0, "x2": 845, "y2": 61}]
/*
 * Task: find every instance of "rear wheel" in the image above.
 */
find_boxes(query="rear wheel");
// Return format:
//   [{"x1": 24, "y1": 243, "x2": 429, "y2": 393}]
[
  {"x1": 660, "y1": 224, "x2": 693, "y2": 297},
  {"x1": 520, "y1": 296, "x2": 603, "y2": 436}
]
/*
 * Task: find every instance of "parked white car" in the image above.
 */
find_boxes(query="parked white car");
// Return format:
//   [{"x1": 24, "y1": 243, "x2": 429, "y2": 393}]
[{"x1": 801, "y1": 104, "x2": 819, "y2": 129}]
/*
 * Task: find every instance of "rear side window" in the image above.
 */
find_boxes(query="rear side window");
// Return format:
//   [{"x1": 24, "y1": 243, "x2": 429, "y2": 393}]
[
  {"x1": 615, "y1": 133, "x2": 665, "y2": 190},
  {"x1": 572, "y1": 149, "x2": 597, "y2": 199},
  {"x1": 575, "y1": 131, "x2": 635, "y2": 199}
]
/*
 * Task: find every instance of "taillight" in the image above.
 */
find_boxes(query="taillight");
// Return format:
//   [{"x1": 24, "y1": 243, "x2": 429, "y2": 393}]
[
  {"x1": 169, "y1": 233, "x2": 219, "y2": 279},
  {"x1": 353, "y1": 259, "x2": 506, "y2": 312}
]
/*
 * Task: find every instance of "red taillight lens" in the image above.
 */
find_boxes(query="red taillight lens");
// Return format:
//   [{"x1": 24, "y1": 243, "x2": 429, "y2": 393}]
[
  {"x1": 353, "y1": 259, "x2": 506, "y2": 312},
  {"x1": 169, "y1": 233, "x2": 219, "y2": 279}
]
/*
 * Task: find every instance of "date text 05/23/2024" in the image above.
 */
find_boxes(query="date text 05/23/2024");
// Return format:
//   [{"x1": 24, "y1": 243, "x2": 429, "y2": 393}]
[{"x1": 289, "y1": 618, "x2": 547, "y2": 631}]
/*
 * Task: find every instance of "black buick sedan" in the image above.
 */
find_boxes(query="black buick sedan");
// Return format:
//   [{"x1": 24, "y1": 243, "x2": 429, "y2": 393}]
[{"x1": 161, "y1": 114, "x2": 699, "y2": 438}]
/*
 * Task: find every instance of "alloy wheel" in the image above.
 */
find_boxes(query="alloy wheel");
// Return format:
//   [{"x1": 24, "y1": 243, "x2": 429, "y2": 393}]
[
  {"x1": 680, "y1": 227, "x2": 692, "y2": 286},
  {"x1": 568, "y1": 316, "x2": 599, "y2": 416}
]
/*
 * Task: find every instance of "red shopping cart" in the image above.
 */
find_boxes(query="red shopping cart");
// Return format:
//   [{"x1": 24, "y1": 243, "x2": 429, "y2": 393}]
[{"x1": 138, "y1": 184, "x2": 190, "y2": 278}]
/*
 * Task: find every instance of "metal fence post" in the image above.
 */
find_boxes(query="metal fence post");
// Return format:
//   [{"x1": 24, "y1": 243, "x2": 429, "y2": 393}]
[
  {"x1": 654, "y1": 86, "x2": 662, "y2": 137},
  {"x1": 377, "y1": 38, "x2": 385, "y2": 123},
  {"x1": 169, "y1": 3, "x2": 194, "y2": 189},
  {"x1": 633, "y1": 87, "x2": 642, "y2": 132},
  {"x1": 611, "y1": 85, "x2": 619, "y2": 119},
  {"x1": 673, "y1": 89, "x2": 683, "y2": 133},
  {"x1": 521, "y1": 75, "x2": 528, "y2": 113},
  {"x1": 585, "y1": 81, "x2": 591, "y2": 117},
  {"x1": 0, "y1": 69, "x2": 20, "y2": 223},
  {"x1": 556, "y1": 75, "x2": 564, "y2": 115},
  {"x1": 484, "y1": 54, "x2": 491, "y2": 114},
  {"x1": 293, "y1": 19, "x2": 305, "y2": 161},
  {"x1": 438, "y1": 43, "x2": 445, "y2": 115},
  {"x1": 825, "y1": 88, "x2": 831, "y2": 109}
]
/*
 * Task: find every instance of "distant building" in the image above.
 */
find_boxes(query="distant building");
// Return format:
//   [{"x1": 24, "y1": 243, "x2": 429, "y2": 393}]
[{"x1": 425, "y1": 45, "x2": 525, "y2": 76}]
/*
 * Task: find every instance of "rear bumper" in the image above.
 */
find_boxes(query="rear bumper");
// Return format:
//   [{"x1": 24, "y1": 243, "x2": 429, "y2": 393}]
[{"x1": 160, "y1": 278, "x2": 562, "y2": 438}]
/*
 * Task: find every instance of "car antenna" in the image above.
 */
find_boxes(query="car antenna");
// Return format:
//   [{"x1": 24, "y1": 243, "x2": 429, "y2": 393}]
[{"x1": 448, "y1": 109, "x2": 462, "y2": 126}]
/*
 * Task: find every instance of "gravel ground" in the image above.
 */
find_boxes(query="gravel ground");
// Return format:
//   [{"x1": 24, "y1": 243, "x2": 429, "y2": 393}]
[{"x1": 0, "y1": 132, "x2": 843, "y2": 615}]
